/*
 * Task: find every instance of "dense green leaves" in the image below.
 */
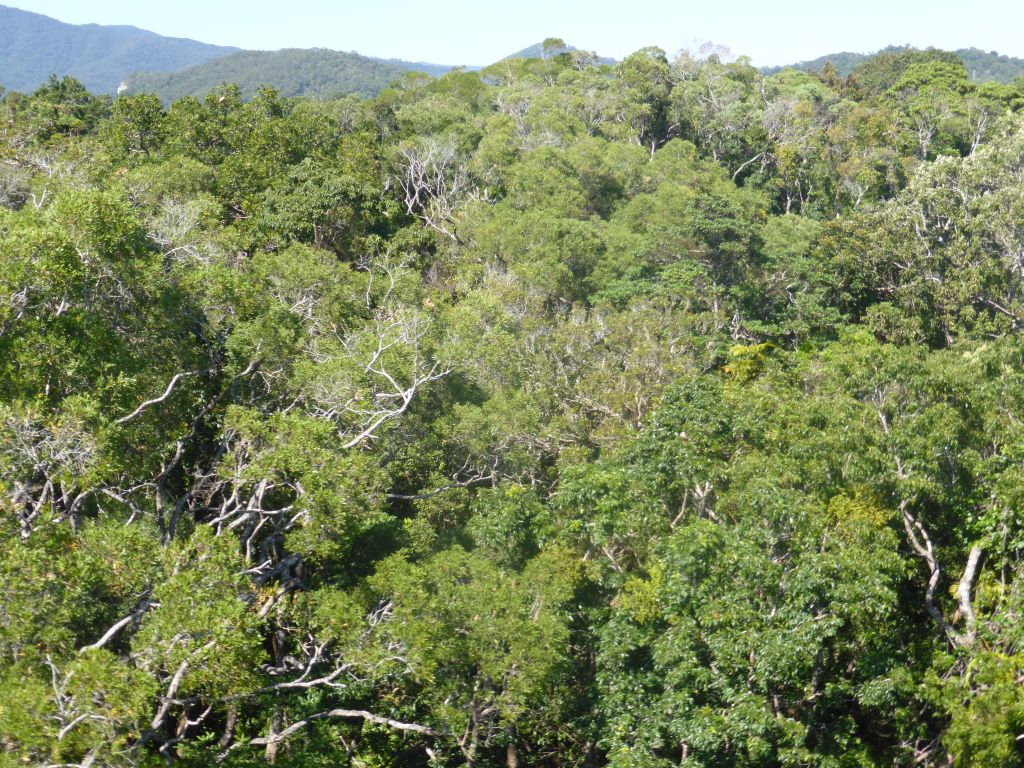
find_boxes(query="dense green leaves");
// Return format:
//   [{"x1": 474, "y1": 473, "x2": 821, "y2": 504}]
[{"x1": 4, "y1": 42, "x2": 1024, "y2": 768}]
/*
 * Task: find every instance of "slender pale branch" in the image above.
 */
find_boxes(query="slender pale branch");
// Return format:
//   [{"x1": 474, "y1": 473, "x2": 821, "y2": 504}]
[
  {"x1": 248, "y1": 708, "x2": 442, "y2": 747},
  {"x1": 116, "y1": 372, "x2": 197, "y2": 425}
]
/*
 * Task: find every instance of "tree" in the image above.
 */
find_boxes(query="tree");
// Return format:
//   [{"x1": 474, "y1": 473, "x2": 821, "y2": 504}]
[
  {"x1": 103, "y1": 94, "x2": 165, "y2": 159},
  {"x1": 541, "y1": 38, "x2": 568, "y2": 61}
]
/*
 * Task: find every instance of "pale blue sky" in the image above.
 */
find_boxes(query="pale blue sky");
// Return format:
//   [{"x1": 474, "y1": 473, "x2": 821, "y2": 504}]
[{"x1": 6, "y1": 0, "x2": 1023, "y2": 67}]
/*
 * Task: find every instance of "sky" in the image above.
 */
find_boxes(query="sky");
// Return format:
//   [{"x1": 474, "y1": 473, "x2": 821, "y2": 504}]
[{"x1": 5, "y1": 0, "x2": 1024, "y2": 67}]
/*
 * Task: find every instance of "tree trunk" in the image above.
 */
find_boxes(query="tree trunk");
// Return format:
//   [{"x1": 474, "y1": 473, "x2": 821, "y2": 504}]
[{"x1": 506, "y1": 723, "x2": 519, "y2": 768}]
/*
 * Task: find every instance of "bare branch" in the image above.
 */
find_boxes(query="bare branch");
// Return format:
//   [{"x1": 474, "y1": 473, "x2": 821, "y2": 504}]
[
  {"x1": 248, "y1": 708, "x2": 442, "y2": 748},
  {"x1": 116, "y1": 373, "x2": 196, "y2": 425},
  {"x1": 79, "y1": 590, "x2": 153, "y2": 653},
  {"x1": 150, "y1": 640, "x2": 216, "y2": 734},
  {"x1": 957, "y1": 545, "x2": 983, "y2": 643},
  {"x1": 395, "y1": 139, "x2": 475, "y2": 243},
  {"x1": 899, "y1": 500, "x2": 955, "y2": 643}
]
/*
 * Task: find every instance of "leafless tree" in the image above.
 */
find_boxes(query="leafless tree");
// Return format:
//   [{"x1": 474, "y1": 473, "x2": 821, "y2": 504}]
[
  {"x1": 0, "y1": 160, "x2": 31, "y2": 209},
  {"x1": 147, "y1": 199, "x2": 214, "y2": 267},
  {"x1": 2, "y1": 408, "x2": 97, "y2": 537},
  {"x1": 396, "y1": 139, "x2": 475, "y2": 243}
]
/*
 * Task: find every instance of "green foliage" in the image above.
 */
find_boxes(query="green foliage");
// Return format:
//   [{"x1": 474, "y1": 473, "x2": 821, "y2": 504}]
[
  {"x1": 22, "y1": 75, "x2": 111, "y2": 139},
  {"x1": 766, "y1": 45, "x2": 1024, "y2": 86},
  {"x1": 5, "y1": 39, "x2": 1024, "y2": 768}
]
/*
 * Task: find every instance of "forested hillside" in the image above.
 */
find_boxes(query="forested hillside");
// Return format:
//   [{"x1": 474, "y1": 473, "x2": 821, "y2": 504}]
[
  {"x1": 124, "y1": 49, "x2": 454, "y2": 103},
  {"x1": 767, "y1": 44, "x2": 1024, "y2": 83},
  {"x1": 4, "y1": 44, "x2": 1024, "y2": 768},
  {"x1": 124, "y1": 41, "x2": 610, "y2": 104},
  {"x1": 0, "y1": 4, "x2": 237, "y2": 94}
]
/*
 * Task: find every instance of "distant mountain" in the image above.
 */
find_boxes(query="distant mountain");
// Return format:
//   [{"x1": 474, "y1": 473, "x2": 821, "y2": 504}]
[
  {"x1": 0, "y1": 6, "x2": 621, "y2": 104},
  {"x1": 956, "y1": 48, "x2": 1024, "y2": 84},
  {"x1": 502, "y1": 41, "x2": 616, "y2": 66},
  {"x1": 762, "y1": 51, "x2": 871, "y2": 79},
  {"x1": 123, "y1": 39, "x2": 621, "y2": 105},
  {"x1": 124, "y1": 48, "x2": 456, "y2": 103},
  {"x1": 381, "y1": 58, "x2": 455, "y2": 79},
  {"x1": 0, "y1": 4, "x2": 237, "y2": 94},
  {"x1": 764, "y1": 45, "x2": 1024, "y2": 84}
]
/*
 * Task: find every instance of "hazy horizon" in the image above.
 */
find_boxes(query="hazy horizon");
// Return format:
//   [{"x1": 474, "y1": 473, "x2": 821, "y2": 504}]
[{"x1": 4, "y1": 0, "x2": 1024, "y2": 68}]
